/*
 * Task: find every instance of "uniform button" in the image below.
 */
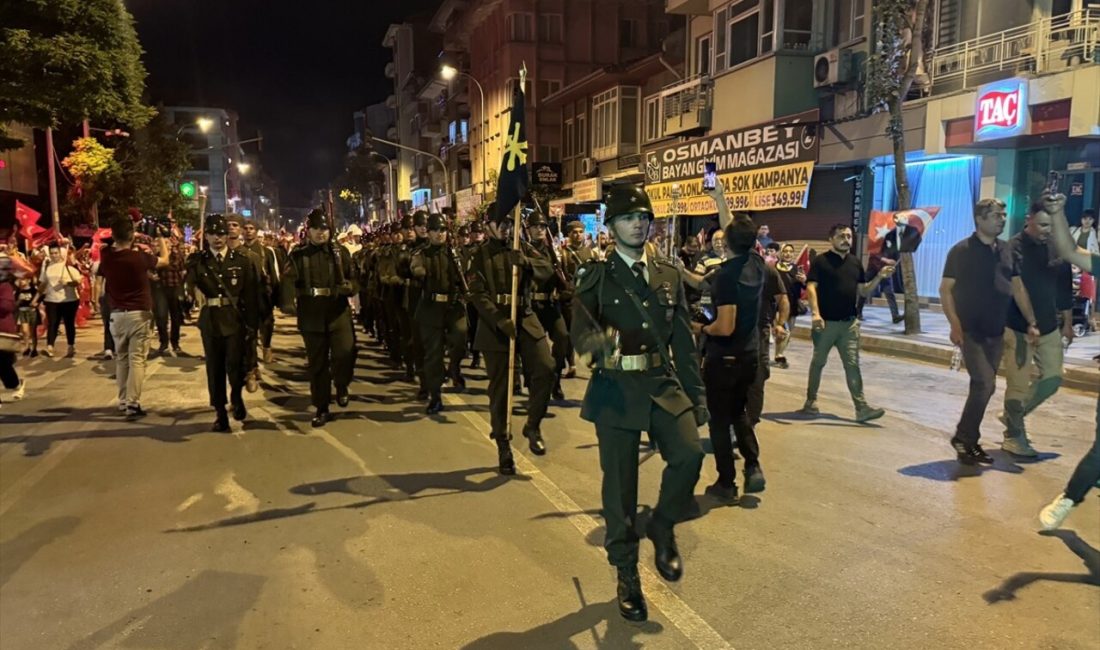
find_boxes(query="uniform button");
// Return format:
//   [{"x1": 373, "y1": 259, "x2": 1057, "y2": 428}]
[
  {"x1": 642, "y1": 322, "x2": 649, "y2": 329},
  {"x1": 614, "y1": 299, "x2": 620, "y2": 304},
  {"x1": 643, "y1": 300, "x2": 650, "y2": 307},
  {"x1": 640, "y1": 344, "x2": 647, "y2": 351}
]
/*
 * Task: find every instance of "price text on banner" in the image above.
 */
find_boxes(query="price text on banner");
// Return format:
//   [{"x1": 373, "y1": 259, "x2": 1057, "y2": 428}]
[{"x1": 646, "y1": 161, "x2": 815, "y2": 217}]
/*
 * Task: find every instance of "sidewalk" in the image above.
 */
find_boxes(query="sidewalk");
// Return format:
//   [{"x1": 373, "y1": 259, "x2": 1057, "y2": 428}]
[{"x1": 792, "y1": 304, "x2": 1099, "y2": 394}]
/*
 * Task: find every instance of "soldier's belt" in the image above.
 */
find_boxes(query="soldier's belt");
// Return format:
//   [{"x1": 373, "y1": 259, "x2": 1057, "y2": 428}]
[
  {"x1": 495, "y1": 293, "x2": 514, "y2": 306},
  {"x1": 306, "y1": 288, "x2": 333, "y2": 297},
  {"x1": 206, "y1": 297, "x2": 233, "y2": 307},
  {"x1": 600, "y1": 352, "x2": 663, "y2": 372},
  {"x1": 429, "y1": 293, "x2": 457, "y2": 303},
  {"x1": 532, "y1": 292, "x2": 557, "y2": 301}
]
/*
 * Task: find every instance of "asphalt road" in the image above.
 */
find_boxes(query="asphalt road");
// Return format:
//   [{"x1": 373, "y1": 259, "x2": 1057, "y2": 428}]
[{"x1": 1, "y1": 317, "x2": 1097, "y2": 649}]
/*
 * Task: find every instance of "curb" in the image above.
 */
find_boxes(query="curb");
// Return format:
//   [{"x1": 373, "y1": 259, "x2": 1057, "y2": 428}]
[{"x1": 792, "y1": 326, "x2": 1098, "y2": 395}]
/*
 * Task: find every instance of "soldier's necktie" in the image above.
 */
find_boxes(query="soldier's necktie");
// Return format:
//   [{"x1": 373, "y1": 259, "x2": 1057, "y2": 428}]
[{"x1": 631, "y1": 261, "x2": 647, "y2": 293}]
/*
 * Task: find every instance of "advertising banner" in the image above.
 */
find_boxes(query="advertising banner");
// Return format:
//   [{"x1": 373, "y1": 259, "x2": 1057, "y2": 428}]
[{"x1": 643, "y1": 110, "x2": 819, "y2": 216}]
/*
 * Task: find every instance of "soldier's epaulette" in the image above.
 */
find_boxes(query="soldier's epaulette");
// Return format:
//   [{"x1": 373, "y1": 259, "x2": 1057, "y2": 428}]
[
  {"x1": 653, "y1": 258, "x2": 678, "y2": 272},
  {"x1": 574, "y1": 260, "x2": 605, "y2": 293}
]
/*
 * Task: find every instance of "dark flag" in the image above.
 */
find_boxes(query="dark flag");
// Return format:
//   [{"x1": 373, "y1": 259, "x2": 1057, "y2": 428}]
[{"x1": 494, "y1": 80, "x2": 528, "y2": 222}]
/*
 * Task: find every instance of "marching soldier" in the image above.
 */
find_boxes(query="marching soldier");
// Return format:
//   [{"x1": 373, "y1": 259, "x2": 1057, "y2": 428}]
[
  {"x1": 468, "y1": 206, "x2": 555, "y2": 474},
  {"x1": 281, "y1": 208, "x2": 359, "y2": 428},
  {"x1": 225, "y1": 214, "x2": 266, "y2": 392},
  {"x1": 185, "y1": 214, "x2": 264, "y2": 432},
  {"x1": 525, "y1": 211, "x2": 570, "y2": 401},
  {"x1": 397, "y1": 211, "x2": 430, "y2": 398},
  {"x1": 570, "y1": 185, "x2": 707, "y2": 623},
  {"x1": 410, "y1": 214, "x2": 469, "y2": 414},
  {"x1": 377, "y1": 226, "x2": 406, "y2": 366},
  {"x1": 241, "y1": 219, "x2": 280, "y2": 364},
  {"x1": 560, "y1": 220, "x2": 594, "y2": 378}
]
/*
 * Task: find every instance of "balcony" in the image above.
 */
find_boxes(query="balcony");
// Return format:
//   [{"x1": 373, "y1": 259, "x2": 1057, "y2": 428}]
[
  {"x1": 665, "y1": 0, "x2": 709, "y2": 16},
  {"x1": 930, "y1": 9, "x2": 1100, "y2": 94},
  {"x1": 659, "y1": 74, "x2": 713, "y2": 137},
  {"x1": 384, "y1": 62, "x2": 396, "y2": 79}
]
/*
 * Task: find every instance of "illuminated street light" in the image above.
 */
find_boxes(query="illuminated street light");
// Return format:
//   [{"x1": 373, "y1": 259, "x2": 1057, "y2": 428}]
[
  {"x1": 237, "y1": 162, "x2": 251, "y2": 174},
  {"x1": 196, "y1": 117, "x2": 215, "y2": 133},
  {"x1": 440, "y1": 64, "x2": 458, "y2": 81}
]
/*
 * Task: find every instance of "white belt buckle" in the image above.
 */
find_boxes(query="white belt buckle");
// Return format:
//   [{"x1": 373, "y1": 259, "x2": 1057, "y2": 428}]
[{"x1": 619, "y1": 353, "x2": 647, "y2": 372}]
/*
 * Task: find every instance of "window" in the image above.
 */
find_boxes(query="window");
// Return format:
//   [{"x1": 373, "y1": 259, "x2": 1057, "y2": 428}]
[
  {"x1": 653, "y1": 20, "x2": 670, "y2": 47},
  {"x1": 508, "y1": 13, "x2": 534, "y2": 42},
  {"x1": 590, "y1": 86, "x2": 640, "y2": 160},
  {"x1": 189, "y1": 154, "x2": 211, "y2": 171},
  {"x1": 576, "y1": 112, "x2": 587, "y2": 156},
  {"x1": 712, "y1": 0, "x2": 775, "y2": 71},
  {"x1": 537, "y1": 79, "x2": 562, "y2": 105},
  {"x1": 563, "y1": 118, "x2": 575, "y2": 158},
  {"x1": 834, "y1": 0, "x2": 866, "y2": 45},
  {"x1": 784, "y1": 0, "x2": 812, "y2": 48},
  {"x1": 696, "y1": 34, "x2": 712, "y2": 76},
  {"x1": 538, "y1": 145, "x2": 560, "y2": 162},
  {"x1": 538, "y1": 14, "x2": 563, "y2": 43},
  {"x1": 729, "y1": 5, "x2": 761, "y2": 68},
  {"x1": 619, "y1": 19, "x2": 639, "y2": 48},
  {"x1": 714, "y1": 8, "x2": 728, "y2": 72},
  {"x1": 643, "y1": 94, "x2": 662, "y2": 143}
]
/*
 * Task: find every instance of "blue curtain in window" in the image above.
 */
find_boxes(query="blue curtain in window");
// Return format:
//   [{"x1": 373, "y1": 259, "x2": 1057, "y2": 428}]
[{"x1": 884, "y1": 156, "x2": 983, "y2": 298}]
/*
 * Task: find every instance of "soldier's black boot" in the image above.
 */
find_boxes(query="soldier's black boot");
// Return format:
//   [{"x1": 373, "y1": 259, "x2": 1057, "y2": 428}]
[
  {"x1": 495, "y1": 438, "x2": 516, "y2": 475},
  {"x1": 551, "y1": 375, "x2": 565, "y2": 401},
  {"x1": 336, "y1": 386, "x2": 350, "y2": 408},
  {"x1": 616, "y1": 566, "x2": 648, "y2": 623},
  {"x1": 523, "y1": 425, "x2": 547, "y2": 456},
  {"x1": 212, "y1": 409, "x2": 230, "y2": 433},
  {"x1": 450, "y1": 367, "x2": 466, "y2": 392},
  {"x1": 470, "y1": 351, "x2": 480, "y2": 369},
  {"x1": 645, "y1": 519, "x2": 683, "y2": 582},
  {"x1": 230, "y1": 392, "x2": 247, "y2": 422},
  {"x1": 426, "y1": 392, "x2": 443, "y2": 415},
  {"x1": 311, "y1": 410, "x2": 330, "y2": 428}
]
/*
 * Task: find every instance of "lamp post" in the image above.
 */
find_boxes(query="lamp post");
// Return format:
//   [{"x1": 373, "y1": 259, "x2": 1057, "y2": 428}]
[
  {"x1": 368, "y1": 133, "x2": 451, "y2": 199},
  {"x1": 441, "y1": 64, "x2": 487, "y2": 196}
]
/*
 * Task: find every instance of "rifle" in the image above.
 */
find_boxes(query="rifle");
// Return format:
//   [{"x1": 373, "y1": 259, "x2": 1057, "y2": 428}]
[{"x1": 326, "y1": 189, "x2": 347, "y2": 287}]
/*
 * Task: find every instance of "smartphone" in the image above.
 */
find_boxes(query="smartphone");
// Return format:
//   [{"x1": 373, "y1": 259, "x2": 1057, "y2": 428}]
[
  {"x1": 702, "y1": 161, "x2": 717, "y2": 191},
  {"x1": 1045, "y1": 170, "x2": 1061, "y2": 196}
]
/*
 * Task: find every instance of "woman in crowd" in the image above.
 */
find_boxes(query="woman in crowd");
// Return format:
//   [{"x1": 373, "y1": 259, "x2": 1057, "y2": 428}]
[
  {"x1": 773, "y1": 243, "x2": 806, "y2": 369},
  {"x1": 37, "y1": 242, "x2": 82, "y2": 358},
  {"x1": 0, "y1": 253, "x2": 28, "y2": 404}
]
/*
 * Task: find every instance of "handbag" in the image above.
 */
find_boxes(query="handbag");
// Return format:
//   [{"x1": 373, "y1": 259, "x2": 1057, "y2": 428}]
[{"x1": 0, "y1": 333, "x2": 22, "y2": 354}]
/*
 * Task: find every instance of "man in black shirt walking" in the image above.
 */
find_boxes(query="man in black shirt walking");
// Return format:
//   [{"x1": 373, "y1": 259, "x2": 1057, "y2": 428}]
[
  {"x1": 801, "y1": 224, "x2": 894, "y2": 422},
  {"x1": 695, "y1": 214, "x2": 766, "y2": 503},
  {"x1": 941, "y1": 198, "x2": 1039, "y2": 464}
]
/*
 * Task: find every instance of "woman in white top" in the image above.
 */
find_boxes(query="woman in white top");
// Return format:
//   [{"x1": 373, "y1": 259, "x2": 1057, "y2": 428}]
[
  {"x1": 37, "y1": 242, "x2": 82, "y2": 357},
  {"x1": 1069, "y1": 210, "x2": 1099, "y2": 255}
]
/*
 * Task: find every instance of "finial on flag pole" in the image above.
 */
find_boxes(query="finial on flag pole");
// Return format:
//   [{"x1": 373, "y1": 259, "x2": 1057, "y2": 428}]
[{"x1": 519, "y1": 61, "x2": 528, "y2": 94}]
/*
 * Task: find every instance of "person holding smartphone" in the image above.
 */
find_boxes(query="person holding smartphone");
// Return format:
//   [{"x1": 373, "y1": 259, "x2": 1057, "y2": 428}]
[{"x1": 38, "y1": 242, "x2": 82, "y2": 358}]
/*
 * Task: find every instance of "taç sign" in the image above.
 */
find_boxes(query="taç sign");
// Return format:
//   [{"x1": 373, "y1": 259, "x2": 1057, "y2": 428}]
[{"x1": 974, "y1": 78, "x2": 1028, "y2": 142}]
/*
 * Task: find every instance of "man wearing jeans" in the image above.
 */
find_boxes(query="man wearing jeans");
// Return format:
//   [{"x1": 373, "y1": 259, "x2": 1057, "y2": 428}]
[
  {"x1": 801, "y1": 224, "x2": 892, "y2": 423},
  {"x1": 1000, "y1": 204, "x2": 1074, "y2": 457},
  {"x1": 940, "y1": 198, "x2": 1039, "y2": 464},
  {"x1": 97, "y1": 218, "x2": 169, "y2": 418}
]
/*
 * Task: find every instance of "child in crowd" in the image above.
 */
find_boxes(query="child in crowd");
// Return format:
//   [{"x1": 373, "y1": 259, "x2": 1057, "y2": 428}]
[{"x1": 14, "y1": 276, "x2": 40, "y2": 357}]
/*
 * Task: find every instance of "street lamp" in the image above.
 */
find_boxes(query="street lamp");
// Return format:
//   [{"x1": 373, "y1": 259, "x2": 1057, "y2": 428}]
[
  {"x1": 440, "y1": 64, "x2": 487, "y2": 197},
  {"x1": 196, "y1": 116, "x2": 215, "y2": 133},
  {"x1": 237, "y1": 161, "x2": 251, "y2": 174}
]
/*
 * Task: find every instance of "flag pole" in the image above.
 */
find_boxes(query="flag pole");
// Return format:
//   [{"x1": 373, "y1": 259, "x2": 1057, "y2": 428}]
[{"x1": 504, "y1": 63, "x2": 528, "y2": 442}]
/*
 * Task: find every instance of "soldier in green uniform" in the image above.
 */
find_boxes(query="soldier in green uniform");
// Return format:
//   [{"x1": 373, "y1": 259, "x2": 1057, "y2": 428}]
[
  {"x1": 377, "y1": 226, "x2": 405, "y2": 366},
  {"x1": 224, "y1": 214, "x2": 267, "y2": 392},
  {"x1": 525, "y1": 211, "x2": 570, "y2": 401},
  {"x1": 281, "y1": 209, "x2": 359, "y2": 428},
  {"x1": 410, "y1": 214, "x2": 469, "y2": 414},
  {"x1": 397, "y1": 211, "x2": 430, "y2": 398},
  {"x1": 241, "y1": 219, "x2": 280, "y2": 364},
  {"x1": 570, "y1": 185, "x2": 707, "y2": 623},
  {"x1": 185, "y1": 214, "x2": 264, "y2": 432},
  {"x1": 560, "y1": 220, "x2": 594, "y2": 378},
  {"x1": 468, "y1": 206, "x2": 555, "y2": 474}
]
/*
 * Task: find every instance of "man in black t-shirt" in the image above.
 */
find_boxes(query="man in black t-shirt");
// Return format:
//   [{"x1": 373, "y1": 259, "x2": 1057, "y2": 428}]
[
  {"x1": 746, "y1": 262, "x2": 789, "y2": 427},
  {"x1": 693, "y1": 214, "x2": 765, "y2": 503},
  {"x1": 802, "y1": 224, "x2": 894, "y2": 423}
]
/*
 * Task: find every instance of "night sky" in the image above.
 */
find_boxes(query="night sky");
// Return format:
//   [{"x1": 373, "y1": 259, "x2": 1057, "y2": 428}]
[{"x1": 127, "y1": 0, "x2": 441, "y2": 208}]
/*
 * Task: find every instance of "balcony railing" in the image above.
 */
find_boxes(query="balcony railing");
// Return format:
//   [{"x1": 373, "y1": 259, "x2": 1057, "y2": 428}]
[
  {"x1": 930, "y1": 9, "x2": 1100, "y2": 92},
  {"x1": 659, "y1": 74, "x2": 713, "y2": 136}
]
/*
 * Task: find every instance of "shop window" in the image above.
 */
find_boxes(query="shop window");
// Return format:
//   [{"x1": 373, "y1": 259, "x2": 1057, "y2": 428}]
[
  {"x1": 833, "y1": 0, "x2": 866, "y2": 46},
  {"x1": 508, "y1": 13, "x2": 534, "y2": 42},
  {"x1": 539, "y1": 14, "x2": 563, "y2": 43}
]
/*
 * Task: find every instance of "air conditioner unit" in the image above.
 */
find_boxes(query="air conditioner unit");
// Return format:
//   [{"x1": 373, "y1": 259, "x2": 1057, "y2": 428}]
[
  {"x1": 814, "y1": 48, "x2": 853, "y2": 88},
  {"x1": 580, "y1": 157, "x2": 598, "y2": 177}
]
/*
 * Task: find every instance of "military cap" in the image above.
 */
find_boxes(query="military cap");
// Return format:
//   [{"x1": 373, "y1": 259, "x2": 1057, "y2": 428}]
[
  {"x1": 427, "y1": 214, "x2": 447, "y2": 231},
  {"x1": 204, "y1": 214, "x2": 229, "y2": 235},
  {"x1": 603, "y1": 185, "x2": 654, "y2": 223},
  {"x1": 305, "y1": 208, "x2": 328, "y2": 229},
  {"x1": 525, "y1": 210, "x2": 549, "y2": 228},
  {"x1": 413, "y1": 210, "x2": 429, "y2": 227},
  {"x1": 565, "y1": 219, "x2": 585, "y2": 233},
  {"x1": 457, "y1": 225, "x2": 470, "y2": 236},
  {"x1": 223, "y1": 213, "x2": 244, "y2": 226},
  {"x1": 468, "y1": 221, "x2": 484, "y2": 234},
  {"x1": 401, "y1": 215, "x2": 414, "y2": 229}
]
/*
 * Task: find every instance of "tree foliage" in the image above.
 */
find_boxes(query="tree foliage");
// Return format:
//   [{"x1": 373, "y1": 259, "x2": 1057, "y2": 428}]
[
  {"x1": 0, "y1": 0, "x2": 153, "y2": 149},
  {"x1": 106, "y1": 111, "x2": 193, "y2": 220},
  {"x1": 61, "y1": 136, "x2": 121, "y2": 220}
]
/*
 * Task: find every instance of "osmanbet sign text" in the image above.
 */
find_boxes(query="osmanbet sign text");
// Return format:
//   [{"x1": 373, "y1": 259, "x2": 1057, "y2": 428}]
[{"x1": 643, "y1": 110, "x2": 820, "y2": 216}]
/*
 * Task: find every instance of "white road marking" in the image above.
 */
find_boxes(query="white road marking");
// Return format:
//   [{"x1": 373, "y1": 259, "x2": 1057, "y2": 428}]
[
  {"x1": 176, "y1": 493, "x2": 204, "y2": 512},
  {"x1": 442, "y1": 392, "x2": 734, "y2": 650},
  {"x1": 214, "y1": 473, "x2": 259, "y2": 513},
  {"x1": 310, "y1": 428, "x2": 372, "y2": 476}
]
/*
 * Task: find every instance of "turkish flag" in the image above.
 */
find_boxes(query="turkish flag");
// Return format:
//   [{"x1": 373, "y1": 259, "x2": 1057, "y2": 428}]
[
  {"x1": 867, "y1": 207, "x2": 941, "y2": 257},
  {"x1": 15, "y1": 200, "x2": 41, "y2": 229},
  {"x1": 795, "y1": 244, "x2": 811, "y2": 275}
]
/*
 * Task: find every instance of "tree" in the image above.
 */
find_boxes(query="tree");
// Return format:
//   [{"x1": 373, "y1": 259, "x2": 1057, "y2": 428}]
[
  {"x1": 106, "y1": 111, "x2": 192, "y2": 221},
  {"x1": 60, "y1": 136, "x2": 121, "y2": 225},
  {"x1": 866, "y1": 0, "x2": 932, "y2": 335},
  {"x1": 0, "y1": 0, "x2": 153, "y2": 150}
]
